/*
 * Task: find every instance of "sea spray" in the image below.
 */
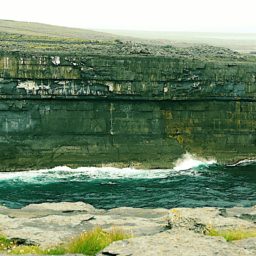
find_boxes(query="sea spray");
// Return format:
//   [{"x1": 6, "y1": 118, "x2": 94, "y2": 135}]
[{"x1": 173, "y1": 152, "x2": 216, "y2": 171}]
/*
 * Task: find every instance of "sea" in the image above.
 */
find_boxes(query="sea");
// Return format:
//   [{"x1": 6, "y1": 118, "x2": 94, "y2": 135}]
[{"x1": 1, "y1": 153, "x2": 256, "y2": 209}]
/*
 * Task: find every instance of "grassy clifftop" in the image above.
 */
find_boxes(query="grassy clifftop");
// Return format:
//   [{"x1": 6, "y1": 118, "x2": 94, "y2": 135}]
[
  {"x1": 0, "y1": 19, "x2": 118, "y2": 40},
  {"x1": 1, "y1": 20, "x2": 255, "y2": 64}
]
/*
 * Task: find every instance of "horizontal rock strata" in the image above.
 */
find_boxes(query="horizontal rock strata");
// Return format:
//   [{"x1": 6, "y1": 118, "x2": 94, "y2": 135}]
[{"x1": 0, "y1": 46, "x2": 256, "y2": 170}]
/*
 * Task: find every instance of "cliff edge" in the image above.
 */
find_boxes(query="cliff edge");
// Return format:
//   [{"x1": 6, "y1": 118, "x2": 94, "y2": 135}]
[{"x1": 0, "y1": 21, "x2": 256, "y2": 171}]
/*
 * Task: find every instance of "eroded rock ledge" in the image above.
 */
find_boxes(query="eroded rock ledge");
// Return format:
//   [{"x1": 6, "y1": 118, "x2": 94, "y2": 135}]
[
  {"x1": 0, "y1": 48, "x2": 256, "y2": 171},
  {"x1": 1, "y1": 202, "x2": 256, "y2": 255}
]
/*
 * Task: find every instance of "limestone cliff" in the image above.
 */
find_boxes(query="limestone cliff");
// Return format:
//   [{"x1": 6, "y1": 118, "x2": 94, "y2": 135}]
[{"x1": 0, "y1": 35, "x2": 256, "y2": 171}]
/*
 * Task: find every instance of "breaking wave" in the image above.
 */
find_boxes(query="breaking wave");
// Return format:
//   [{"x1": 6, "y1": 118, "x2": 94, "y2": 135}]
[
  {"x1": 1, "y1": 153, "x2": 256, "y2": 209},
  {"x1": 0, "y1": 153, "x2": 217, "y2": 183},
  {"x1": 173, "y1": 152, "x2": 216, "y2": 171}
]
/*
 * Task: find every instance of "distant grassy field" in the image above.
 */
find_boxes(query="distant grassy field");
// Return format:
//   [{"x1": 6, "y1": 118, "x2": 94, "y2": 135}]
[
  {"x1": 103, "y1": 30, "x2": 256, "y2": 53},
  {"x1": 0, "y1": 19, "x2": 118, "y2": 41},
  {"x1": 1, "y1": 20, "x2": 256, "y2": 54},
  {"x1": 0, "y1": 20, "x2": 123, "y2": 55},
  {"x1": 0, "y1": 19, "x2": 255, "y2": 58}
]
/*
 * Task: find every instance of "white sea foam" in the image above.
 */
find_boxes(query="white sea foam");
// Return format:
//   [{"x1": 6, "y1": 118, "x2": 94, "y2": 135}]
[
  {"x1": 228, "y1": 158, "x2": 256, "y2": 167},
  {"x1": 0, "y1": 166, "x2": 173, "y2": 182},
  {"x1": 0, "y1": 153, "x2": 216, "y2": 183}
]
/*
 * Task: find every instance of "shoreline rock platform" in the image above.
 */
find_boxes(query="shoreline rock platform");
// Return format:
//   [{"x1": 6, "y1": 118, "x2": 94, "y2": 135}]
[{"x1": 1, "y1": 202, "x2": 256, "y2": 255}]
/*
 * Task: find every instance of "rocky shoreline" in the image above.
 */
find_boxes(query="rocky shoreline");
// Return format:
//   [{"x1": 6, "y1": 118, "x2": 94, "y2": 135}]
[{"x1": 1, "y1": 202, "x2": 256, "y2": 255}]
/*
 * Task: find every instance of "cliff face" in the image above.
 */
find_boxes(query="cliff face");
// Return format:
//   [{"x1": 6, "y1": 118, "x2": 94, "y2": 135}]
[{"x1": 0, "y1": 50, "x2": 256, "y2": 171}]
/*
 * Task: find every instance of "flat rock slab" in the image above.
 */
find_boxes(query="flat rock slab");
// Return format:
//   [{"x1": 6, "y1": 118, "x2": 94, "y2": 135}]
[
  {"x1": 221, "y1": 206, "x2": 256, "y2": 222},
  {"x1": 167, "y1": 207, "x2": 256, "y2": 232},
  {"x1": 233, "y1": 237, "x2": 256, "y2": 252},
  {"x1": 0, "y1": 202, "x2": 169, "y2": 247},
  {"x1": 0, "y1": 202, "x2": 256, "y2": 255},
  {"x1": 99, "y1": 229, "x2": 253, "y2": 256}
]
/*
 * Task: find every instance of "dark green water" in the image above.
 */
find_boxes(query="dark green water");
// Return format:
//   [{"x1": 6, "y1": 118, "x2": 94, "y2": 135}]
[{"x1": 0, "y1": 160, "x2": 256, "y2": 209}]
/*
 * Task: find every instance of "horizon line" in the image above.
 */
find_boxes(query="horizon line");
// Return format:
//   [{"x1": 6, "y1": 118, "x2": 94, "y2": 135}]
[{"x1": 1, "y1": 19, "x2": 256, "y2": 35}]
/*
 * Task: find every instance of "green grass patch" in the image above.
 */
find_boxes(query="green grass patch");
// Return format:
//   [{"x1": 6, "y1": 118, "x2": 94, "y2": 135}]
[
  {"x1": 66, "y1": 227, "x2": 132, "y2": 255},
  {"x1": 10, "y1": 246, "x2": 43, "y2": 255},
  {"x1": 43, "y1": 246, "x2": 67, "y2": 255},
  {"x1": 0, "y1": 234, "x2": 13, "y2": 251},
  {"x1": 1, "y1": 227, "x2": 131, "y2": 255},
  {"x1": 207, "y1": 227, "x2": 256, "y2": 241}
]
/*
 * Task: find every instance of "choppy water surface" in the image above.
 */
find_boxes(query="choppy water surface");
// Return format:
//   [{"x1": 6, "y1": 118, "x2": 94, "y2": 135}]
[{"x1": 0, "y1": 154, "x2": 256, "y2": 209}]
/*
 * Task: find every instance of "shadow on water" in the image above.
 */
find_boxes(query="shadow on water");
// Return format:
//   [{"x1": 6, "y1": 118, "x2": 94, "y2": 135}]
[{"x1": 0, "y1": 163, "x2": 256, "y2": 209}]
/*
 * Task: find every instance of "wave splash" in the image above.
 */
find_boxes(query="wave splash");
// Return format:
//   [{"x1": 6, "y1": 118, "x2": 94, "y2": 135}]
[
  {"x1": 173, "y1": 152, "x2": 216, "y2": 171},
  {"x1": 0, "y1": 153, "x2": 216, "y2": 183}
]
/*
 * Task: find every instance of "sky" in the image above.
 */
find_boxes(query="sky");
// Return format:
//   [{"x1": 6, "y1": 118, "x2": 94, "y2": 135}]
[{"x1": 1, "y1": 0, "x2": 256, "y2": 33}]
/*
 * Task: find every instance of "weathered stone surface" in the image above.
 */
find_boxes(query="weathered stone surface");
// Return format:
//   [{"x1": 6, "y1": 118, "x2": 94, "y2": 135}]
[
  {"x1": 22, "y1": 202, "x2": 97, "y2": 213},
  {"x1": 233, "y1": 237, "x2": 256, "y2": 253},
  {"x1": 99, "y1": 230, "x2": 253, "y2": 256},
  {"x1": 167, "y1": 207, "x2": 256, "y2": 231},
  {"x1": 0, "y1": 203, "x2": 168, "y2": 247},
  {"x1": 1, "y1": 202, "x2": 256, "y2": 255},
  {"x1": 220, "y1": 205, "x2": 256, "y2": 221}
]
